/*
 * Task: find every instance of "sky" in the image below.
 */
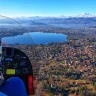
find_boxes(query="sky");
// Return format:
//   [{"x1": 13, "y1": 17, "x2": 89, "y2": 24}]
[{"x1": 0, "y1": 0, "x2": 96, "y2": 17}]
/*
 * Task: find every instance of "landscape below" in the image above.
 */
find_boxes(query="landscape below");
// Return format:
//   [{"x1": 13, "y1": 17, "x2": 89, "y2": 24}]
[{"x1": 0, "y1": 17, "x2": 96, "y2": 96}]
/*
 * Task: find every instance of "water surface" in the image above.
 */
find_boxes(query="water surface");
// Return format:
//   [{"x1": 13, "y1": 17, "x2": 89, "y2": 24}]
[{"x1": 2, "y1": 32, "x2": 67, "y2": 45}]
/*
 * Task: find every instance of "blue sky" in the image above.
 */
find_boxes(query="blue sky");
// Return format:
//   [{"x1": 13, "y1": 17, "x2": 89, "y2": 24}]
[{"x1": 0, "y1": 0, "x2": 96, "y2": 17}]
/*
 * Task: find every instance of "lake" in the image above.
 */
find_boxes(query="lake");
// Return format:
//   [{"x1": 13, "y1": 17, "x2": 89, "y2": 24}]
[{"x1": 2, "y1": 32, "x2": 67, "y2": 45}]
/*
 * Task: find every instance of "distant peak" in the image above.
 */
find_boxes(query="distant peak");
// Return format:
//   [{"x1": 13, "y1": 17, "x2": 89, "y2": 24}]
[{"x1": 74, "y1": 13, "x2": 96, "y2": 18}]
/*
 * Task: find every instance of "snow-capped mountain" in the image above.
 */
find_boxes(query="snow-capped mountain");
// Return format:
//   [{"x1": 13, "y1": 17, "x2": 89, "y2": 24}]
[
  {"x1": 58, "y1": 13, "x2": 96, "y2": 18},
  {"x1": 9, "y1": 13, "x2": 96, "y2": 19},
  {"x1": 75, "y1": 13, "x2": 96, "y2": 17}
]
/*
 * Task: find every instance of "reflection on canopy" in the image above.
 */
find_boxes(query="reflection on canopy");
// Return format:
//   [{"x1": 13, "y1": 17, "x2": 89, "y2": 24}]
[{"x1": 0, "y1": 15, "x2": 34, "y2": 47}]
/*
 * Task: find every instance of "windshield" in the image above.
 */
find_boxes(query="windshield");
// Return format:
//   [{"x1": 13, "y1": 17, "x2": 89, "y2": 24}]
[
  {"x1": 0, "y1": 15, "x2": 34, "y2": 62},
  {"x1": 0, "y1": 14, "x2": 96, "y2": 96}
]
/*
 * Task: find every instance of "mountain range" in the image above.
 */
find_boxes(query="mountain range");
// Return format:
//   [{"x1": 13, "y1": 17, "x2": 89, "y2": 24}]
[
  {"x1": 12, "y1": 13, "x2": 96, "y2": 19},
  {"x1": 0, "y1": 13, "x2": 96, "y2": 29}
]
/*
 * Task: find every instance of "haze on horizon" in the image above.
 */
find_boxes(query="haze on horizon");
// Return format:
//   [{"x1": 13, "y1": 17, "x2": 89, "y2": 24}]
[{"x1": 0, "y1": 0, "x2": 96, "y2": 17}]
